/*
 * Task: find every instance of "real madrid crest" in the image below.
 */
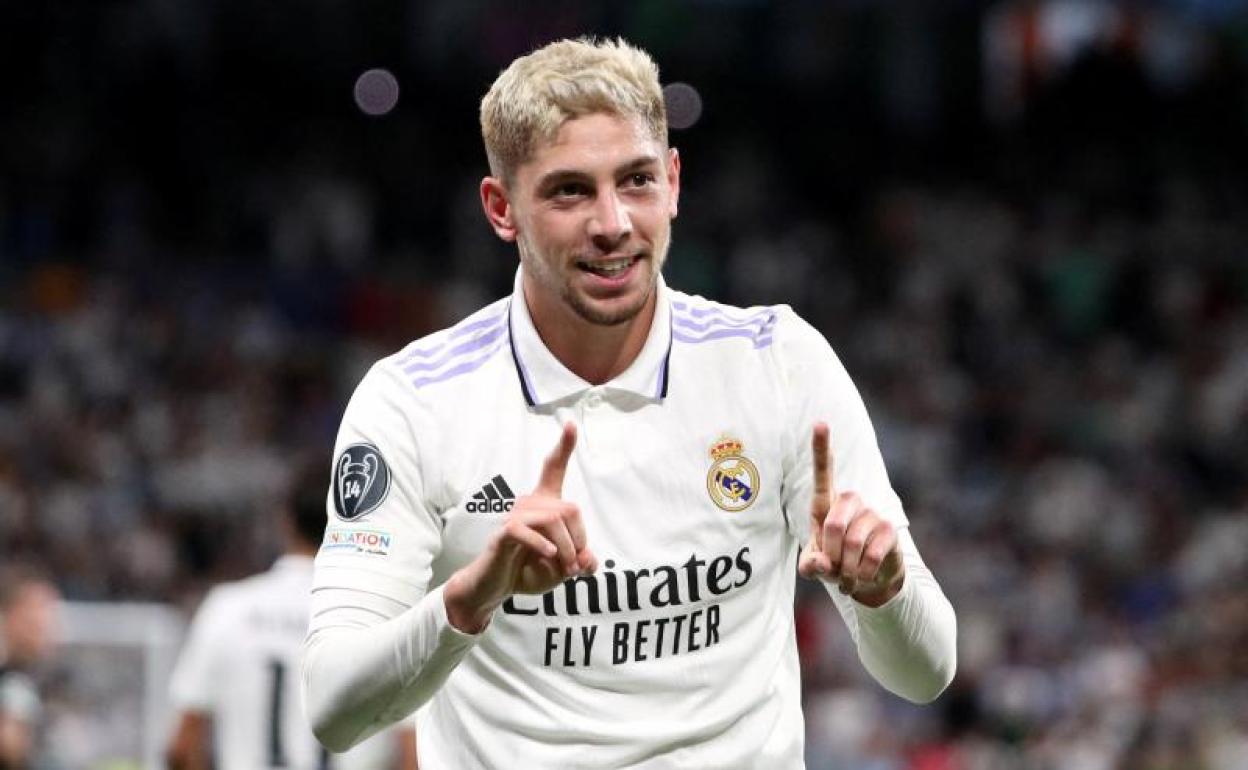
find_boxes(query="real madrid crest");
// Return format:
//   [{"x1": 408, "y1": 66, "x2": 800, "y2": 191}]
[{"x1": 707, "y1": 436, "x2": 760, "y2": 512}]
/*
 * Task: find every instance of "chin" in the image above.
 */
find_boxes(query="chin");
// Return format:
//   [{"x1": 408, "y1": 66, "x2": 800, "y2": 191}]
[
  {"x1": 566, "y1": 286, "x2": 653, "y2": 327},
  {"x1": 569, "y1": 297, "x2": 646, "y2": 326}
]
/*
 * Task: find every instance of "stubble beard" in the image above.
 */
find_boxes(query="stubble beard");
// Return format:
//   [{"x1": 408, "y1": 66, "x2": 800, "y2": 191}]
[{"x1": 520, "y1": 233, "x2": 670, "y2": 327}]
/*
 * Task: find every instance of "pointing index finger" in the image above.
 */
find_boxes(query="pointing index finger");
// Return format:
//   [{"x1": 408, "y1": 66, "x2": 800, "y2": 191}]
[
  {"x1": 535, "y1": 422, "x2": 577, "y2": 497},
  {"x1": 811, "y1": 422, "x2": 834, "y2": 523}
]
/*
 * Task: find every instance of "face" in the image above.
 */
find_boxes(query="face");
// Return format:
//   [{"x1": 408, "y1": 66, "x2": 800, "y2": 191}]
[
  {"x1": 4, "y1": 582, "x2": 60, "y2": 665},
  {"x1": 483, "y1": 112, "x2": 680, "y2": 327}
]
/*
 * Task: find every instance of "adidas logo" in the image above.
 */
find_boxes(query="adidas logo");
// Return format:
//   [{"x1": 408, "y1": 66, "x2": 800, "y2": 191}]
[{"x1": 465, "y1": 475, "x2": 516, "y2": 514}]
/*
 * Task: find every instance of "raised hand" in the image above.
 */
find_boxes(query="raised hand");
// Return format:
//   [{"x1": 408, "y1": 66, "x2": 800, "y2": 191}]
[
  {"x1": 797, "y1": 422, "x2": 905, "y2": 607},
  {"x1": 445, "y1": 422, "x2": 597, "y2": 633},
  {"x1": 510, "y1": 422, "x2": 598, "y2": 594}
]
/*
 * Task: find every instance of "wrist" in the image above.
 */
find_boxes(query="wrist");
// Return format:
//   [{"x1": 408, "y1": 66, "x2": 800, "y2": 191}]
[
  {"x1": 443, "y1": 571, "x2": 498, "y2": 635},
  {"x1": 852, "y1": 572, "x2": 905, "y2": 609}
]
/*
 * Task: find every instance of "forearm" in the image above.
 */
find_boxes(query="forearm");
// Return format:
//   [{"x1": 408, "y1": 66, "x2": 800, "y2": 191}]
[
  {"x1": 302, "y1": 582, "x2": 479, "y2": 751},
  {"x1": 833, "y1": 530, "x2": 957, "y2": 703}
]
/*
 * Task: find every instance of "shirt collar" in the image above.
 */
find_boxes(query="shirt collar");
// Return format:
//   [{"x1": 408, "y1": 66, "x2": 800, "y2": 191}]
[{"x1": 508, "y1": 267, "x2": 673, "y2": 407}]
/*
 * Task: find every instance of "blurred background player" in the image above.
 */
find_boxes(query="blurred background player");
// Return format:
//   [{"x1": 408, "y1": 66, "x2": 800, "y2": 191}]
[
  {"x1": 0, "y1": 566, "x2": 61, "y2": 770},
  {"x1": 166, "y1": 465, "x2": 417, "y2": 770}
]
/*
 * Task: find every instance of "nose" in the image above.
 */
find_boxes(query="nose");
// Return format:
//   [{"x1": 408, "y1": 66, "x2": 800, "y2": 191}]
[{"x1": 587, "y1": 191, "x2": 632, "y2": 251}]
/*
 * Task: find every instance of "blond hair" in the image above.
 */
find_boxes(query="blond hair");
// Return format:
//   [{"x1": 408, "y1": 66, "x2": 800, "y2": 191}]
[{"x1": 480, "y1": 37, "x2": 667, "y2": 183}]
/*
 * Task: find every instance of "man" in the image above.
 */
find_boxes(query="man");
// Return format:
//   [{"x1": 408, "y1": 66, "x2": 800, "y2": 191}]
[
  {"x1": 167, "y1": 467, "x2": 417, "y2": 770},
  {"x1": 304, "y1": 37, "x2": 956, "y2": 767},
  {"x1": 0, "y1": 566, "x2": 60, "y2": 770}
]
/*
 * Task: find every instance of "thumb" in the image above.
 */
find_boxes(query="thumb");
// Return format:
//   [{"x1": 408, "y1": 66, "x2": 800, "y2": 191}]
[
  {"x1": 534, "y1": 422, "x2": 577, "y2": 497},
  {"x1": 798, "y1": 540, "x2": 830, "y2": 580}
]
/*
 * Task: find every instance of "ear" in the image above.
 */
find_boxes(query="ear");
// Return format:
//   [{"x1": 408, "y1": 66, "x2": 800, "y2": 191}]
[
  {"x1": 666, "y1": 147, "x2": 681, "y2": 220},
  {"x1": 480, "y1": 176, "x2": 517, "y2": 242}
]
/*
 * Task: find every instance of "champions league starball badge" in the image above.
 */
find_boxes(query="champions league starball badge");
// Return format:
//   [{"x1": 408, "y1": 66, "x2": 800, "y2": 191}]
[
  {"x1": 707, "y1": 436, "x2": 759, "y2": 512},
  {"x1": 333, "y1": 443, "x2": 391, "y2": 521}
]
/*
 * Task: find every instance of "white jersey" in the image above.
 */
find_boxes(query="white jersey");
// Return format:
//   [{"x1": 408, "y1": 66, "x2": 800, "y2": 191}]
[
  {"x1": 306, "y1": 272, "x2": 955, "y2": 768},
  {"x1": 169, "y1": 556, "x2": 404, "y2": 770}
]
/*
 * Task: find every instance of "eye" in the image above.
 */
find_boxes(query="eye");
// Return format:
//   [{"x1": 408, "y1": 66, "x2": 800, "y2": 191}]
[
  {"x1": 626, "y1": 172, "x2": 656, "y2": 188},
  {"x1": 552, "y1": 182, "x2": 589, "y2": 199}
]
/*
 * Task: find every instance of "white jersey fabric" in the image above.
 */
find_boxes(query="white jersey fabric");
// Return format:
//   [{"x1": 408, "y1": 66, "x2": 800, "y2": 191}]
[
  {"x1": 304, "y1": 271, "x2": 956, "y2": 768},
  {"x1": 169, "y1": 555, "x2": 404, "y2": 770}
]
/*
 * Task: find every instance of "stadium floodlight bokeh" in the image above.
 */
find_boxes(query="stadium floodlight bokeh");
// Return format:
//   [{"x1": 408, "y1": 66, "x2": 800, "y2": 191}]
[
  {"x1": 663, "y1": 82, "x2": 704, "y2": 130},
  {"x1": 354, "y1": 68, "x2": 400, "y2": 117}
]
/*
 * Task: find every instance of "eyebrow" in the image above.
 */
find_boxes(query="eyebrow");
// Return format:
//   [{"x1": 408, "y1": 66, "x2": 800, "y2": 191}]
[{"x1": 535, "y1": 154, "x2": 662, "y2": 188}]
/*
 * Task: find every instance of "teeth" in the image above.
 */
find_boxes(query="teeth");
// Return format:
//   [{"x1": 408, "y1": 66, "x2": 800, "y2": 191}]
[{"x1": 580, "y1": 257, "x2": 633, "y2": 277}]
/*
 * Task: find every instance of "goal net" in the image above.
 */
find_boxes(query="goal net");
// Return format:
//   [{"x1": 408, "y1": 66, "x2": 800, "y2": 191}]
[{"x1": 40, "y1": 601, "x2": 185, "y2": 770}]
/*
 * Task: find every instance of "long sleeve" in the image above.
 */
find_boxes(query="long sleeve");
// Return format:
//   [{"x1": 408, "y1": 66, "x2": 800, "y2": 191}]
[
  {"x1": 775, "y1": 307, "x2": 957, "y2": 703},
  {"x1": 301, "y1": 360, "x2": 473, "y2": 750},
  {"x1": 824, "y1": 528, "x2": 957, "y2": 702},
  {"x1": 303, "y1": 581, "x2": 479, "y2": 750}
]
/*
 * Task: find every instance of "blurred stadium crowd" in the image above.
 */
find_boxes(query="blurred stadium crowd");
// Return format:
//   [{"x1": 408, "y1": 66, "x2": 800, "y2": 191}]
[{"x1": 2, "y1": 1, "x2": 1248, "y2": 768}]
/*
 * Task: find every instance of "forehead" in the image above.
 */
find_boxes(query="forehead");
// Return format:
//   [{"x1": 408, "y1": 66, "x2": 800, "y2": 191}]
[{"x1": 522, "y1": 112, "x2": 664, "y2": 177}]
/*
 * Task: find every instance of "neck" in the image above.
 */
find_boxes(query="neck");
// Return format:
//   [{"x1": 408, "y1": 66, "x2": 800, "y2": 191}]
[
  {"x1": 286, "y1": 542, "x2": 317, "y2": 558},
  {"x1": 524, "y1": 285, "x2": 657, "y2": 386}
]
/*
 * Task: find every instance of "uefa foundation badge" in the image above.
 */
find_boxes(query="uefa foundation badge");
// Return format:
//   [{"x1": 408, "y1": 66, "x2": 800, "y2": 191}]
[
  {"x1": 707, "y1": 436, "x2": 759, "y2": 512},
  {"x1": 333, "y1": 443, "x2": 391, "y2": 521}
]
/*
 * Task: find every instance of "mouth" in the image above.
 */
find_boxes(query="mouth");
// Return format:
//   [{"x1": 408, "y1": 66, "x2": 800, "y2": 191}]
[{"x1": 575, "y1": 254, "x2": 642, "y2": 279}]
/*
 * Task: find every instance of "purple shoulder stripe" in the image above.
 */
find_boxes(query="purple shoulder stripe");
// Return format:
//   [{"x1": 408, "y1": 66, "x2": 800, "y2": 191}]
[
  {"x1": 673, "y1": 327, "x2": 775, "y2": 349},
  {"x1": 408, "y1": 341, "x2": 507, "y2": 388},
  {"x1": 670, "y1": 300, "x2": 745, "y2": 319},
  {"x1": 449, "y1": 312, "x2": 508, "y2": 339},
  {"x1": 401, "y1": 322, "x2": 507, "y2": 374},
  {"x1": 671, "y1": 312, "x2": 771, "y2": 333},
  {"x1": 671, "y1": 300, "x2": 768, "y2": 318},
  {"x1": 395, "y1": 337, "x2": 448, "y2": 364},
  {"x1": 670, "y1": 301, "x2": 779, "y2": 349},
  {"x1": 395, "y1": 312, "x2": 506, "y2": 365}
]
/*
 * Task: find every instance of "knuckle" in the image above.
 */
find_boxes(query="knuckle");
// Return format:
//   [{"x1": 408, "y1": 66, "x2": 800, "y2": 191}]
[
  {"x1": 520, "y1": 508, "x2": 553, "y2": 528},
  {"x1": 824, "y1": 512, "x2": 849, "y2": 532}
]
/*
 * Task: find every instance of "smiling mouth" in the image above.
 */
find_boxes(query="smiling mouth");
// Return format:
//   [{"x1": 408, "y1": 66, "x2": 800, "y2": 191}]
[{"x1": 576, "y1": 255, "x2": 641, "y2": 279}]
